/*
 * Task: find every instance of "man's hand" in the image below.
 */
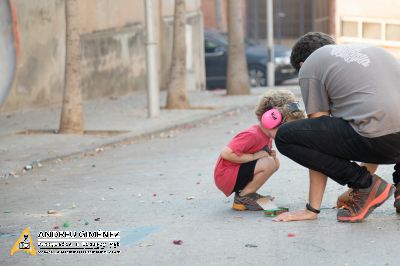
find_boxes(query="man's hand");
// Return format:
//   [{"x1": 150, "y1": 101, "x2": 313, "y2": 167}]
[{"x1": 272, "y1": 210, "x2": 317, "y2": 222}]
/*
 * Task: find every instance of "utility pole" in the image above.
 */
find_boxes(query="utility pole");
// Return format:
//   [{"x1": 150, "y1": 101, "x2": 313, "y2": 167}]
[
  {"x1": 266, "y1": 0, "x2": 275, "y2": 87},
  {"x1": 144, "y1": 0, "x2": 160, "y2": 117}
]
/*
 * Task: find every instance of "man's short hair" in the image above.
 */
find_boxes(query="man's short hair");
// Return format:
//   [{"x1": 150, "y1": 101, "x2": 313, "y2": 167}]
[{"x1": 290, "y1": 32, "x2": 335, "y2": 72}]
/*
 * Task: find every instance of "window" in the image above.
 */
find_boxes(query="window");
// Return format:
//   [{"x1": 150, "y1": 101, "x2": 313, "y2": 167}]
[
  {"x1": 363, "y1": 22, "x2": 381, "y2": 39},
  {"x1": 342, "y1": 21, "x2": 358, "y2": 37},
  {"x1": 386, "y1": 24, "x2": 400, "y2": 41},
  {"x1": 204, "y1": 39, "x2": 219, "y2": 53}
]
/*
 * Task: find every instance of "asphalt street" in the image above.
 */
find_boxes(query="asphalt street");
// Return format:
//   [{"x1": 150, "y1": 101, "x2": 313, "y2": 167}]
[{"x1": 1, "y1": 105, "x2": 399, "y2": 266}]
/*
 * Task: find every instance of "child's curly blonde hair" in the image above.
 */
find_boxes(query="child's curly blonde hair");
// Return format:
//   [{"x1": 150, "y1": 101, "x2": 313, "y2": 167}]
[{"x1": 255, "y1": 89, "x2": 305, "y2": 122}]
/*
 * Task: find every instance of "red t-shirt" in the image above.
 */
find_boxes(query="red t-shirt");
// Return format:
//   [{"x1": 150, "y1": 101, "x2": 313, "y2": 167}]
[{"x1": 214, "y1": 124, "x2": 272, "y2": 196}]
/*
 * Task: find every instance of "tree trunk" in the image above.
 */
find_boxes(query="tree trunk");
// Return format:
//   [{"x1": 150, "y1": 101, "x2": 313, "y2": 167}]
[
  {"x1": 226, "y1": 0, "x2": 250, "y2": 95},
  {"x1": 59, "y1": 0, "x2": 84, "y2": 134},
  {"x1": 166, "y1": 0, "x2": 190, "y2": 109}
]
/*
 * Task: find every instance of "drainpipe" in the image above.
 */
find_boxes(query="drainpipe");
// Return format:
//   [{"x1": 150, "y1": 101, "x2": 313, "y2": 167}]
[
  {"x1": 267, "y1": 0, "x2": 275, "y2": 87},
  {"x1": 144, "y1": 0, "x2": 160, "y2": 118}
]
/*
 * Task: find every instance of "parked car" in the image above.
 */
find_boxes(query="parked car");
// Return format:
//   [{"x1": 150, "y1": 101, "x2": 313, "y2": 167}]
[{"x1": 204, "y1": 29, "x2": 297, "y2": 89}]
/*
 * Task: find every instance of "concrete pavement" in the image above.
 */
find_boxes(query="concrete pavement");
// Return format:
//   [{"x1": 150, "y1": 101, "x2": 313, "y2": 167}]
[{"x1": 0, "y1": 97, "x2": 399, "y2": 266}]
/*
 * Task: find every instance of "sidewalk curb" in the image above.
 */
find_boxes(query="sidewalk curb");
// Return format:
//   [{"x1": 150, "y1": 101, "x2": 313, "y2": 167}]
[{"x1": 14, "y1": 104, "x2": 253, "y2": 175}]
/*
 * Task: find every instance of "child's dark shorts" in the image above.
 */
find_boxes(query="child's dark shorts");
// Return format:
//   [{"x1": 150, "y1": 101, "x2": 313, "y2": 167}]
[{"x1": 232, "y1": 160, "x2": 257, "y2": 193}]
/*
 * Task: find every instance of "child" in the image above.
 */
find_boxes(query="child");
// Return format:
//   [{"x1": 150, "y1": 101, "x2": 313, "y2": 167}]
[{"x1": 214, "y1": 90, "x2": 305, "y2": 210}]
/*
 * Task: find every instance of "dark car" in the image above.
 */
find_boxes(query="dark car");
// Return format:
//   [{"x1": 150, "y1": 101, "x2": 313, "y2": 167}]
[{"x1": 204, "y1": 29, "x2": 297, "y2": 89}]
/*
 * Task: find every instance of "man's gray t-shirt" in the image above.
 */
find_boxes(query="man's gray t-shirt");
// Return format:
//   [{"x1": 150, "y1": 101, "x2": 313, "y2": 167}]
[{"x1": 299, "y1": 44, "x2": 400, "y2": 138}]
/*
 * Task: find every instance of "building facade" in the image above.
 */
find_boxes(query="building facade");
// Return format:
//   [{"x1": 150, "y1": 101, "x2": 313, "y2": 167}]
[
  {"x1": 335, "y1": 0, "x2": 400, "y2": 58},
  {"x1": 2, "y1": 0, "x2": 205, "y2": 111}
]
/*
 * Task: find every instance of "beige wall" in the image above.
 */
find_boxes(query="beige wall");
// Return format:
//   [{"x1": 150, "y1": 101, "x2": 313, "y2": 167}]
[
  {"x1": 79, "y1": 0, "x2": 201, "y2": 34},
  {"x1": 79, "y1": 0, "x2": 143, "y2": 34},
  {"x1": 336, "y1": 0, "x2": 400, "y2": 20},
  {"x1": 2, "y1": 0, "x2": 204, "y2": 111},
  {"x1": 3, "y1": 0, "x2": 66, "y2": 111}
]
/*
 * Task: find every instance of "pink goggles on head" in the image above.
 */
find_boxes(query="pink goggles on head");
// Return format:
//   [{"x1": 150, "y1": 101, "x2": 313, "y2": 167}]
[
  {"x1": 261, "y1": 102, "x2": 301, "y2": 129},
  {"x1": 261, "y1": 108, "x2": 282, "y2": 129}
]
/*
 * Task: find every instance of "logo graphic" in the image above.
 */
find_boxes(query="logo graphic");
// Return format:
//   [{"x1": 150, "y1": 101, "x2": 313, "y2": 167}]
[
  {"x1": 330, "y1": 44, "x2": 371, "y2": 67},
  {"x1": 10, "y1": 227, "x2": 36, "y2": 256}
]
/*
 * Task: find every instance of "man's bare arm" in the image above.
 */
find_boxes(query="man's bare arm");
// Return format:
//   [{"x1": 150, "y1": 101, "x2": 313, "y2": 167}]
[
  {"x1": 309, "y1": 169, "x2": 327, "y2": 210},
  {"x1": 273, "y1": 110, "x2": 330, "y2": 222},
  {"x1": 307, "y1": 111, "x2": 330, "y2": 209}
]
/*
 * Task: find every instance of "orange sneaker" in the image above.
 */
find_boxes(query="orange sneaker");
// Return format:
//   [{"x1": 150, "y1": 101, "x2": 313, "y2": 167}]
[
  {"x1": 232, "y1": 193, "x2": 264, "y2": 211},
  {"x1": 336, "y1": 188, "x2": 352, "y2": 209},
  {"x1": 337, "y1": 174, "x2": 395, "y2": 223},
  {"x1": 338, "y1": 183, "x2": 400, "y2": 213}
]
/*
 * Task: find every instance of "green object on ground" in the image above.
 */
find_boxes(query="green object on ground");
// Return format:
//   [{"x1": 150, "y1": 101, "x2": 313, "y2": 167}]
[
  {"x1": 84, "y1": 221, "x2": 89, "y2": 225},
  {"x1": 264, "y1": 207, "x2": 289, "y2": 217},
  {"x1": 63, "y1": 221, "x2": 70, "y2": 228}
]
